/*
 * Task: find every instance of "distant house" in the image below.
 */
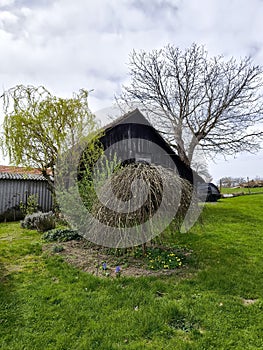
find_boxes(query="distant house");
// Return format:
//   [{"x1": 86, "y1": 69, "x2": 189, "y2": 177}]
[
  {"x1": 84, "y1": 108, "x2": 203, "y2": 185},
  {"x1": 240, "y1": 179, "x2": 263, "y2": 188},
  {"x1": 0, "y1": 165, "x2": 53, "y2": 222}
]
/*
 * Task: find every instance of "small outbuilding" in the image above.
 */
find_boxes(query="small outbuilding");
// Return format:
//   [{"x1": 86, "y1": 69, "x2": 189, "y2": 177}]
[
  {"x1": 0, "y1": 166, "x2": 53, "y2": 222},
  {"x1": 197, "y1": 182, "x2": 221, "y2": 202}
]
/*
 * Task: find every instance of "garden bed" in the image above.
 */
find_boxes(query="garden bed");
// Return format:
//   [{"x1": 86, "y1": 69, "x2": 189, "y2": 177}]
[{"x1": 42, "y1": 239, "x2": 192, "y2": 278}]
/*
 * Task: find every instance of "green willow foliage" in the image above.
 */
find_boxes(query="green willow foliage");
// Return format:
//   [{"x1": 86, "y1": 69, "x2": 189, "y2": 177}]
[{"x1": 1, "y1": 85, "x2": 98, "y2": 184}]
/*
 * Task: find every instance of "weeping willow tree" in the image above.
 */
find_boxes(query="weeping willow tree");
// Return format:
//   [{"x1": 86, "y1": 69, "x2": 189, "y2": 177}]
[
  {"x1": 92, "y1": 163, "x2": 194, "y2": 229},
  {"x1": 1, "y1": 85, "x2": 98, "y2": 191},
  {"x1": 67, "y1": 160, "x2": 197, "y2": 249}
]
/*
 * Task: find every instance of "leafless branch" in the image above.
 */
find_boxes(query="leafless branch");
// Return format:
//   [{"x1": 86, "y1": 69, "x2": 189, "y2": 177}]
[{"x1": 117, "y1": 44, "x2": 263, "y2": 166}]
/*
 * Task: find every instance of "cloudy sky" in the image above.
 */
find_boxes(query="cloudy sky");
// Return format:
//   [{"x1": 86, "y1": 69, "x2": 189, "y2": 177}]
[{"x1": 0, "y1": 0, "x2": 263, "y2": 182}]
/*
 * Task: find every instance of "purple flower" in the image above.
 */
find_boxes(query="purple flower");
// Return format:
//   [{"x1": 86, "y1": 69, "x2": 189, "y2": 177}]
[
  {"x1": 115, "y1": 266, "x2": 121, "y2": 273},
  {"x1": 102, "y1": 262, "x2": 107, "y2": 270}
]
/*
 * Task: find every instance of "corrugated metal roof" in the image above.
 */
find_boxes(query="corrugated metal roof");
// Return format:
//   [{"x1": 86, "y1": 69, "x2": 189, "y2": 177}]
[{"x1": 0, "y1": 172, "x2": 48, "y2": 181}]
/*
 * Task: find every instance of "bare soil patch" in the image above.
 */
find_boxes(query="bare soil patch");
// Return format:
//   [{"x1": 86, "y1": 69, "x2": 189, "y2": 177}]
[
  {"x1": 43, "y1": 239, "x2": 190, "y2": 278},
  {"x1": 242, "y1": 298, "x2": 258, "y2": 306}
]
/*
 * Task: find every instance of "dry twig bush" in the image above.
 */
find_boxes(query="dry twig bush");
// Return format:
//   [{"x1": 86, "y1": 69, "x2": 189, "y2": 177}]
[{"x1": 89, "y1": 163, "x2": 196, "y2": 245}]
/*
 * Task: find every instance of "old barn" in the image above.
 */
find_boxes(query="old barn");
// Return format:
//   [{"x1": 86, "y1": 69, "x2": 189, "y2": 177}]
[{"x1": 95, "y1": 108, "x2": 202, "y2": 185}]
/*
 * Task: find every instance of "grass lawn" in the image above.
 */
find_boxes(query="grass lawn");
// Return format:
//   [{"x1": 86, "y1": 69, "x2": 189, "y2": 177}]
[
  {"x1": 1, "y1": 195, "x2": 263, "y2": 349},
  {"x1": 220, "y1": 186, "x2": 263, "y2": 195}
]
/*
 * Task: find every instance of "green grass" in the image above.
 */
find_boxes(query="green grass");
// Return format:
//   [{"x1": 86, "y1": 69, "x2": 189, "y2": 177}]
[
  {"x1": 1, "y1": 195, "x2": 263, "y2": 349},
  {"x1": 220, "y1": 186, "x2": 263, "y2": 194}
]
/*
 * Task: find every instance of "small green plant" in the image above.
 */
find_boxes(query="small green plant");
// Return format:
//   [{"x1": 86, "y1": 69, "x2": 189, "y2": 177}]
[
  {"x1": 20, "y1": 194, "x2": 39, "y2": 215},
  {"x1": 100, "y1": 261, "x2": 110, "y2": 276},
  {"x1": 134, "y1": 247, "x2": 183, "y2": 270},
  {"x1": 115, "y1": 266, "x2": 121, "y2": 277},
  {"x1": 52, "y1": 245, "x2": 64, "y2": 253},
  {"x1": 102, "y1": 262, "x2": 107, "y2": 271},
  {"x1": 42, "y1": 228, "x2": 80, "y2": 242}
]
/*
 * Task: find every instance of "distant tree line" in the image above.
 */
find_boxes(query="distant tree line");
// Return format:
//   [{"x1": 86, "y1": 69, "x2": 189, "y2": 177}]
[{"x1": 219, "y1": 176, "x2": 263, "y2": 188}]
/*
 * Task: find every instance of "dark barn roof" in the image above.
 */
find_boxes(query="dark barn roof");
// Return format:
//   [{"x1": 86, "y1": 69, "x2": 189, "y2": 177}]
[{"x1": 98, "y1": 109, "x2": 202, "y2": 184}]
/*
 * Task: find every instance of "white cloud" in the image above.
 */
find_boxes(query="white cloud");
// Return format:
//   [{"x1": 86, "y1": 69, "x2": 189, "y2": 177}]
[
  {"x1": 0, "y1": 0, "x2": 182, "y2": 110},
  {"x1": 0, "y1": 0, "x2": 262, "y2": 101},
  {"x1": 0, "y1": 0, "x2": 263, "y2": 178},
  {"x1": 0, "y1": 0, "x2": 15, "y2": 7},
  {"x1": 0, "y1": 10, "x2": 17, "y2": 25}
]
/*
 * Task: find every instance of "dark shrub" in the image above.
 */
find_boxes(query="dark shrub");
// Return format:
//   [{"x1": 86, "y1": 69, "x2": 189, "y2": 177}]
[
  {"x1": 0, "y1": 205, "x2": 24, "y2": 222},
  {"x1": 42, "y1": 228, "x2": 81, "y2": 242}
]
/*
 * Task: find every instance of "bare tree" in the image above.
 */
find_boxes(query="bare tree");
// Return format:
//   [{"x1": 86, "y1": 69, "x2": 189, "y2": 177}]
[
  {"x1": 191, "y1": 160, "x2": 213, "y2": 183},
  {"x1": 220, "y1": 177, "x2": 246, "y2": 188},
  {"x1": 117, "y1": 43, "x2": 263, "y2": 166}
]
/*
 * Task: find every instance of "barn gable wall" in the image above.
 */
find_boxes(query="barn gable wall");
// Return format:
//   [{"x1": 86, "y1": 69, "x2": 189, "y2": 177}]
[{"x1": 99, "y1": 109, "x2": 198, "y2": 184}]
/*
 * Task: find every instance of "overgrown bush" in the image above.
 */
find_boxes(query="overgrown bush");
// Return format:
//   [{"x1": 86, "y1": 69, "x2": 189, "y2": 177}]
[
  {"x1": 59, "y1": 162, "x2": 198, "y2": 247},
  {"x1": 42, "y1": 228, "x2": 81, "y2": 242},
  {"x1": 91, "y1": 163, "x2": 196, "y2": 241},
  {"x1": 21, "y1": 211, "x2": 55, "y2": 232}
]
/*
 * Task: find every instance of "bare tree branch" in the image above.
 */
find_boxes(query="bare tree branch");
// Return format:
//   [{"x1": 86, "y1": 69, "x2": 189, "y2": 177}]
[{"x1": 117, "y1": 43, "x2": 263, "y2": 167}]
